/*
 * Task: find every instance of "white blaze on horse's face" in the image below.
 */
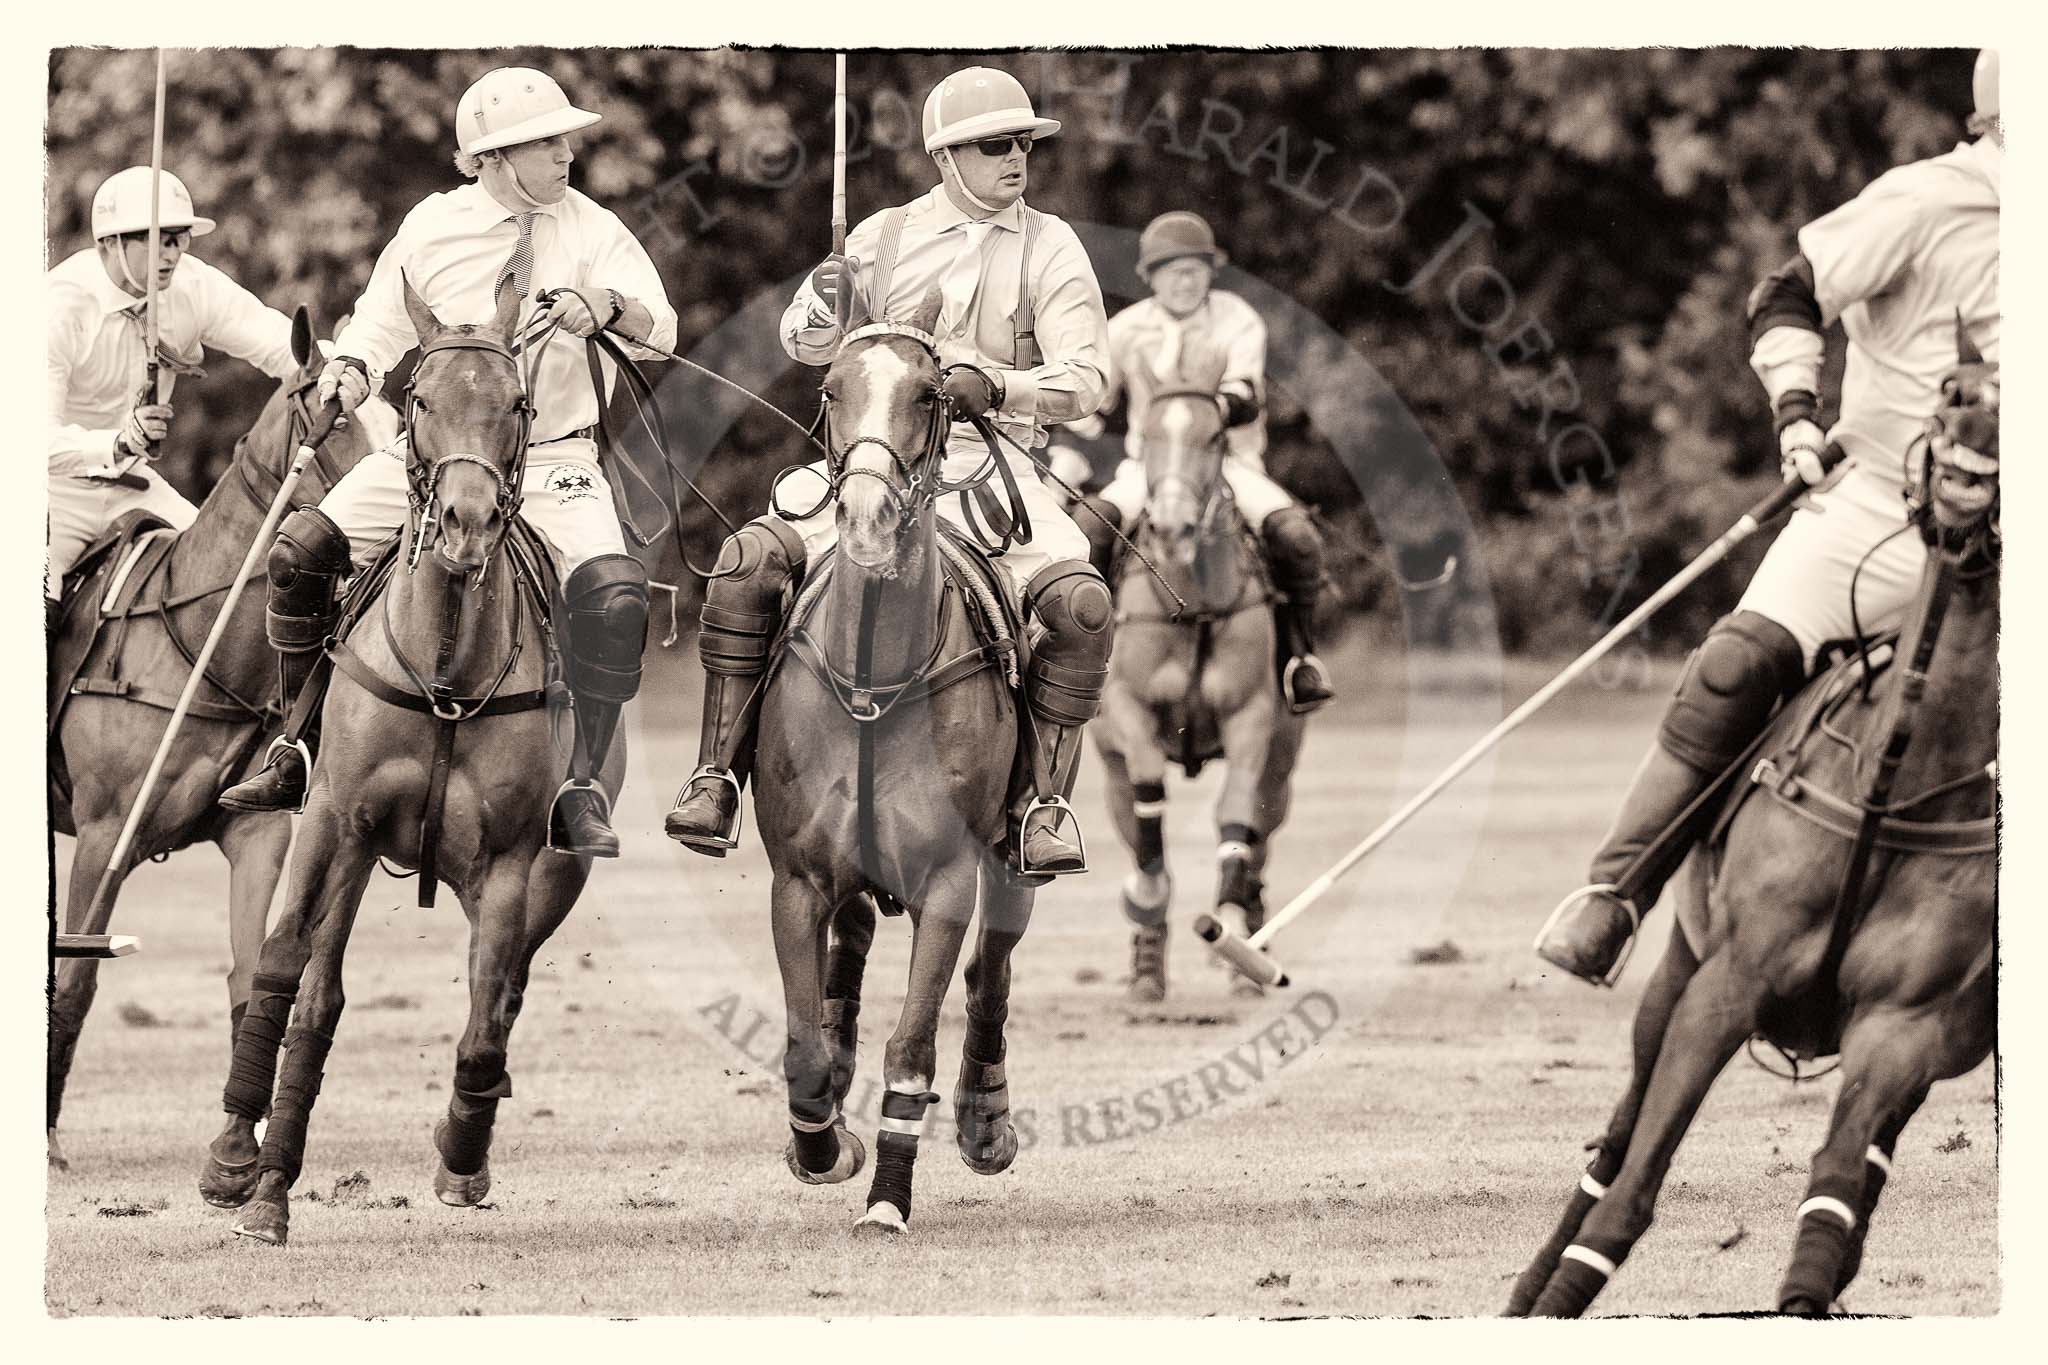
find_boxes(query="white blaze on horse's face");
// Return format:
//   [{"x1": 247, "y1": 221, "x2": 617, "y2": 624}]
[
  {"x1": 1143, "y1": 399, "x2": 1208, "y2": 569},
  {"x1": 835, "y1": 341, "x2": 926, "y2": 573}
]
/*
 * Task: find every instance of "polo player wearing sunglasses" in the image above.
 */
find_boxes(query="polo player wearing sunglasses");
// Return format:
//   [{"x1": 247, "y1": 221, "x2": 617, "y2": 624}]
[
  {"x1": 219, "y1": 67, "x2": 679, "y2": 861},
  {"x1": 666, "y1": 64, "x2": 1117, "y2": 880},
  {"x1": 47, "y1": 168, "x2": 311, "y2": 642}
]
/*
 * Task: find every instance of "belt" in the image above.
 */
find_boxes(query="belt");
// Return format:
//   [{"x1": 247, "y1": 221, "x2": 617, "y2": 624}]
[{"x1": 532, "y1": 426, "x2": 596, "y2": 447}]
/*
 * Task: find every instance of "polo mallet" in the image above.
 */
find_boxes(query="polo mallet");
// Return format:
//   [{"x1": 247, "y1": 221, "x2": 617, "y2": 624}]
[
  {"x1": 1196, "y1": 447, "x2": 1848, "y2": 988},
  {"x1": 77, "y1": 397, "x2": 348, "y2": 930},
  {"x1": 831, "y1": 53, "x2": 850, "y2": 331},
  {"x1": 115, "y1": 49, "x2": 169, "y2": 482},
  {"x1": 54, "y1": 935, "x2": 140, "y2": 960}
]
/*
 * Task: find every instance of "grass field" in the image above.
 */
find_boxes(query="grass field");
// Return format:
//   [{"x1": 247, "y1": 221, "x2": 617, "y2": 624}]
[{"x1": 44, "y1": 637, "x2": 1998, "y2": 1318}]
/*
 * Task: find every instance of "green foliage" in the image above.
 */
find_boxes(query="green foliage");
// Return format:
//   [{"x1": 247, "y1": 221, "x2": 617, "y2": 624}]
[{"x1": 46, "y1": 47, "x2": 1979, "y2": 651}]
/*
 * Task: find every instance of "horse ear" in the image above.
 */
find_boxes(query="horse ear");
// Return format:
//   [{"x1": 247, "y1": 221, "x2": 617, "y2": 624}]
[
  {"x1": 905, "y1": 283, "x2": 945, "y2": 336},
  {"x1": 1955, "y1": 309, "x2": 1984, "y2": 366},
  {"x1": 290, "y1": 305, "x2": 313, "y2": 371},
  {"x1": 492, "y1": 276, "x2": 523, "y2": 344},
  {"x1": 400, "y1": 272, "x2": 443, "y2": 344}
]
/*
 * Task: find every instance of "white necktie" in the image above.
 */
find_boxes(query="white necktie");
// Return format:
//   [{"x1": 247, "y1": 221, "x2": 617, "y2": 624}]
[
  {"x1": 936, "y1": 219, "x2": 995, "y2": 339},
  {"x1": 1149, "y1": 314, "x2": 1188, "y2": 385}
]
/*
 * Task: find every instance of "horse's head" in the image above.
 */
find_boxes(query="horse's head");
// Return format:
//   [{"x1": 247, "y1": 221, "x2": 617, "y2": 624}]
[
  {"x1": 1922, "y1": 318, "x2": 2001, "y2": 555},
  {"x1": 1136, "y1": 334, "x2": 1230, "y2": 569},
  {"x1": 821, "y1": 286, "x2": 949, "y2": 574},
  {"x1": 399, "y1": 274, "x2": 531, "y2": 575}
]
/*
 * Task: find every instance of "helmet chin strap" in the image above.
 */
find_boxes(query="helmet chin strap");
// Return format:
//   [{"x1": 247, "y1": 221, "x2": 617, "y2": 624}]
[
  {"x1": 489, "y1": 151, "x2": 550, "y2": 212},
  {"x1": 104, "y1": 237, "x2": 157, "y2": 299},
  {"x1": 937, "y1": 148, "x2": 1002, "y2": 216}
]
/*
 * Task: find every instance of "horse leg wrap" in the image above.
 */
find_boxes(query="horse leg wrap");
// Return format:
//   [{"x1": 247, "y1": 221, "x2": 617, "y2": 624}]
[
  {"x1": 965, "y1": 1011, "x2": 1008, "y2": 1065},
  {"x1": 788, "y1": 1103, "x2": 844, "y2": 1176},
  {"x1": 1217, "y1": 821, "x2": 1261, "y2": 914},
  {"x1": 223, "y1": 974, "x2": 299, "y2": 1121},
  {"x1": 1133, "y1": 780, "x2": 1167, "y2": 875},
  {"x1": 1780, "y1": 1181, "x2": 1861, "y2": 1310},
  {"x1": 1532, "y1": 1244, "x2": 1620, "y2": 1318},
  {"x1": 256, "y1": 1024, "x2": 334, "y2": 1187},
  {"x1": 1506, "y1": 1148, "x2": 1621, "y2": 1316},
  {"x1": 439, "y1": 1075, "x2": 513, "y2": 1178},
  {"x1": 1834, "y1": 1147, "x2": 1892, "y2": 1296},
  {"x1": 866, "y1": 1089, "x2": 938, "y2": 1222},
  {"x1": 229, "y1": 1001, "x2": 248, "y2": 1055}
]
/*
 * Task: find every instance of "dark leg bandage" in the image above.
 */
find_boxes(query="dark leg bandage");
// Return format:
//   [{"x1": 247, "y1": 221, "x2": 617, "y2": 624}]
[
  {"x1": 1133, "y1": 779, "x2": 1166, "y2": 874},
  {"x1": 439, "y1": 1074, "x2": 512, "y2": 1178},
  {"x1": 866, "y1": 1088, "x2": 938, "y2": 1221},
  {"x1": 223, "y1": 973, "x2": 298, "y2": 1122},
  {"x1": 256, "y1": 1024, "x2": 334, "y2": 1188}
]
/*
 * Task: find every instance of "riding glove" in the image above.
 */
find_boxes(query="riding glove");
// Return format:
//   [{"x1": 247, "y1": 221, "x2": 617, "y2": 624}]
[{"x1": 316, "y1": 357, "x2": 371, "y2": 413}]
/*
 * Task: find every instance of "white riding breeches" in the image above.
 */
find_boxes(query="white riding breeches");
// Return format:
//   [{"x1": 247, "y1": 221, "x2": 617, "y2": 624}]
[
  {"x1": 46, "y1": 466, "x2": 198, "y2": 600},
  {"x1": 1737, "y1": 467, "x2": 1928, "y2": 670},
  {"x1": 317, "y1": 435, "x2": 627, "y2": 573},
  {"x1": 773, "y1": 426, "x2": 1091, "y2": 588},
  {"x1": 1099, "y1": 452, "x2": 1296, "y2": 529}
]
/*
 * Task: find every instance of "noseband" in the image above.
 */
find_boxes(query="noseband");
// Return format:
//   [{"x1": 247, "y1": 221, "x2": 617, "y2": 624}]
[{"x1": 402, "y1": 329, "x2": 541, "y2": 573}]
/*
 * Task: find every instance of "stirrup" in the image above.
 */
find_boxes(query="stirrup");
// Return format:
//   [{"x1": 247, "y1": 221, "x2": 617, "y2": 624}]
[
  {"x1": 666, "y1": 766, "x2": 742, "y2": 851},
  {"x1": 245, "y1": 735, "x2": 313, "y2": 815},
  {"x1": 1016, "y1": 794, "x2": 1087, "y2": 877},
  {"x1": 1281, "y1": 655, "x2": 1332, "y2": 715},
  {"x1": 546, "y1": 778, "x2": 613, "y2": 855},
  {"x1": 1531, "y1": 881, "x2": 1641, "y2": 989}
]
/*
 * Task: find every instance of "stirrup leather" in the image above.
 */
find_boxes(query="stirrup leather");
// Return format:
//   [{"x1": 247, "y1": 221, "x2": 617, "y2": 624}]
[
  {"x1": 1281, "y1": 654, "x2": 1330, "y2": 714},
  {"x1": 668, "y1": 766, "x2": 743, "y2": 850},
  {"x1": 1531, "y1": 881, "x2": 1641, "y2": 989},
  {"x1": 1017, "y1": 794, "x2": 1087, "y2": 877},
  {"x1": 546, "y1": 778, "x2": 613, "y2": 854}
]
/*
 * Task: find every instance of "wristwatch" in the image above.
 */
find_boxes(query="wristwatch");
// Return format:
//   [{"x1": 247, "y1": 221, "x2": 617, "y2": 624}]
[{"x1": 602, "y1": 288, "x2": 626, "y2": 330}]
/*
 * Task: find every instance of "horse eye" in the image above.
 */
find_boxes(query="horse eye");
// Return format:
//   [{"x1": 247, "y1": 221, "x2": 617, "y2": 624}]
[{"x1": 412, "y1": 396, "x2": 431, "y2": 415}]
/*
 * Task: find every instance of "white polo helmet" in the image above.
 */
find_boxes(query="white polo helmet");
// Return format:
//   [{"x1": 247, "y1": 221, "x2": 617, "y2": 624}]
[
  {"x1": 1974, "y1": 48, "x2": 1999, "y2": 123},
  {"x1": 90, "y1": 167, "x2": 215, "y2": 240},
  {"x1": 456, "y1": 67, "x2": 601, "y2": 157},
  {"x1": 921, "y1": 67, "x2": 1060, "y2": 153}
]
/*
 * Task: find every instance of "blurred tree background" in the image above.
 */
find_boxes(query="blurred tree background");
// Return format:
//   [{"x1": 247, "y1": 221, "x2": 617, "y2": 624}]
[{"x1": 46, "y1": 47, "x2": 1980, "y2": 655}]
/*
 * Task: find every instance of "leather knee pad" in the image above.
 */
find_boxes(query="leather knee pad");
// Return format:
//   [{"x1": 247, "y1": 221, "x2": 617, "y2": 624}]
[
  {"x1": 265, "y1": 506, "x2": 352, "y2": 653},
  {"x1": 700, "y1": 516, "x2": 805, "y2": 677},
  {"x1": 1259, "y1": 504, "x2": 1327, "y2": 597},
  {"x1": 1024, "y1": 559, "x2": 1115, "y2": 726},
  {"x1": 1660, "y1": 610, "x2": 1805, "y2": 771},
  {"x1": 563, "y1": 554, "x2": 649, "y2": 705}
]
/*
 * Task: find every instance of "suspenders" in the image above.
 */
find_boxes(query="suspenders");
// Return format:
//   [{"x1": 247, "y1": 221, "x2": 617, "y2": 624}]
[{"x1": 863, "y1": 203, "x2": 1042, "y2": 369}]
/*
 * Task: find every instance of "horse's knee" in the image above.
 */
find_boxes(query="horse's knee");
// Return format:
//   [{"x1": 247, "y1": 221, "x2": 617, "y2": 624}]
[
  {"x1": 453, "y1": 1044, "x2": 509, "y2": 1100},
  {"x1": 700, "y1": 516, "x2": 805, "y2": 677},
  {"x1": 563, "y1": 554, "x2": 649, "y2": 704}
]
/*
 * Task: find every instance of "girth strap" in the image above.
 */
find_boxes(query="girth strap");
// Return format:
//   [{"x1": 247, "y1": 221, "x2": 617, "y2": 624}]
[{"x1": 1751, "y1": 758, "x2": 1995, "y2": 855}]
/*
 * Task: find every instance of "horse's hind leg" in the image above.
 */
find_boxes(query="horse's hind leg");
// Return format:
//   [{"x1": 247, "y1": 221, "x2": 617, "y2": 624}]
[
  {"x1": 1776, "y1": 1008, "x2": 1953, "y2": 1314},
  {"x1": 1508, "y1": 925, "x2": 1699, "y2": 1314},
  {"x1": 823, "y1": 894, "x2": 878, "y2": 1111},
  {"x1": 956, "y1": 863, "x2": 1036, "y2": 1175},
  {"x1": 856, "y1": 858, "x2": 979, "y2": 1236},
  {"x1": 1097, "y1": 739, "x2": 1170, "y2": 1002},
  {"x1": 776, "y1": 875, "x2": 865, "y2": 1187},
  {"x1": 227, "y1": 813, "x2": 377, "y2": 1244},
  {"x1": 1526, "y1": 946, "x2": 1759, "y2": 1316}
]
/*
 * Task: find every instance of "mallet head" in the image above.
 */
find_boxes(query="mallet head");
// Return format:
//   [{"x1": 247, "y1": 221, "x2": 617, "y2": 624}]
[{"x1": 1193, "y1": 913, "x2": 1289, "y2": 989}]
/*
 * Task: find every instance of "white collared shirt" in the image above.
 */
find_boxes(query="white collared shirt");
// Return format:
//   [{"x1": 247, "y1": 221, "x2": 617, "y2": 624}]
[
  {"x1": 781, "y1": 185, "x2": 1109, "y2": 446},
  {"x1": 1800, "y1": 137, "x2": 2000, "y2": 484},
  {"x1": 1105, "y1": 290, "x2": 1268, "y2": 463},
  {"x1": 47, "y1": 247, "x2": 298, "y2": 476},
  {"x1": 335, "y1": 181, "x2": 679, "y2": 445}
]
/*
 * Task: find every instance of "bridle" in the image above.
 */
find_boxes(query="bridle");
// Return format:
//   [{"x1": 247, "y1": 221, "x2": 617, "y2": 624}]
[
  {"x1": 772, "y1": 322, "x2": 978, "y2": 542},
  {"x1": 401, "y1": 327, "x2": 545, "y2": 575},
  {"x1": 1142, "y1": 385, "x2": 1233, "y2": 546}
]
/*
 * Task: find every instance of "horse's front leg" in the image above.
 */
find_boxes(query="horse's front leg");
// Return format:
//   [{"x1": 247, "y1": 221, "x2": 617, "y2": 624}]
[
  {"x1": 855, "y1": 857, "x2": 979, "y2": 1237},
  {"x1": 48, "y1": 812, "x2": 140, "y2": 1171},
  {"x1": 956, "y1": 861, "x2": 1036, "y2": 1175},
  {"x1": 216, "y1": 811, "x2": 294, "y2": 1057},
  {"x1": 225, "y1": 805, "x2": 377, "y2": 1244},
  {"x1": 1211, "y1": 689, "x2": 1277, "y2": 997},
  {"x1": 1526, "y1": 946, "x2": 1761, "y2": 1316},
  {"x1": 776, "y1": 874, "x2": 865, "y2": 1186},
  {"x1": 433, "y1": 853, "x2": 546, "y2": 1208},
  {"x1": 1099, "y1": 685, "x2": 1171, "y2": 1002},
  {"x1": 1507, "y1": 921, "x2": 1700, "y2": 1314},
  {"x1": 823, "y1": 893, "x2": 878, "y2": 1112}
]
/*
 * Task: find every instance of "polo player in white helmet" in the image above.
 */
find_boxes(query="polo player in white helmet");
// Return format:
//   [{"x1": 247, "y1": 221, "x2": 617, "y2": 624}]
[
  {"x1": 47, "y1": 167, "x2": 308, "y2": 639},
  {"x1": 219, "y1": 66, "x2": 681, "y2": 860},
  {"x1": 1535, "y1": 50, "x2": 2001, "y2": 986},
  {"x1": 665, "y1": 64, "x2": 1116, "y2": 879},
  {"x1": 1073, "y1": 209, "x2": 1336, "y2": 712}
]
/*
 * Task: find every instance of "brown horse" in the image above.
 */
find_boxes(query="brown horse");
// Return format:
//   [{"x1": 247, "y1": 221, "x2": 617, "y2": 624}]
[
  {"x1": 47, "y1": 308, "x2": 390, "y2": 1171},
  {"x1": 1089, "y1": 339, "x2": 1306, "y2": 1003},
  {"x1": 1510, "y1": 357, "x2": 1999, "y2": 1316},
  {"x1": 198, "y1": 279, "x2": 617, "y2": 1245},
  {"x1": 753, "y1": 300, "x2": 1041, "y2": 1237}
]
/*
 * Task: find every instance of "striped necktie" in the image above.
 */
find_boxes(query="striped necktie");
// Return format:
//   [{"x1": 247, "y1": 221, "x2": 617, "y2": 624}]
[{"x1": 496, "y1": 212, "x2": 537, "y2": 304}]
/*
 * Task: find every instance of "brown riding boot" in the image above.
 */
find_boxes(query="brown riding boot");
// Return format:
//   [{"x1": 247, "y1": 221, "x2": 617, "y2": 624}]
[
  {"x1": 1260, "y1": 505, "x2": 1335, "y2": 713},
  {"x1": 1128, "y1": 925, "x2": 1167, "y2": 1003},
  {"x1": 664, "y1": 516, "x2": 804, "y2": 856},
  {"x1": 1535, "y1": 610, "x2": 1805, "y2": 986},
  {"x1": 1013, "y1": 560, "x2": 1116, "y2": 878}
]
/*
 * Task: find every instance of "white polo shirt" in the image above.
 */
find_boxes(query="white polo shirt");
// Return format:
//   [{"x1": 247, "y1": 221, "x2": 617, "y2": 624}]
[
  {"x1": 335, "y1": 181, "x2": 679, "y2": 446},
  {"x1": 1105, "y1": 290, "x2": 1268, "y2": 464},
  {"x1": 47, "y1": 248, "x2": 298, "y2": 476}
]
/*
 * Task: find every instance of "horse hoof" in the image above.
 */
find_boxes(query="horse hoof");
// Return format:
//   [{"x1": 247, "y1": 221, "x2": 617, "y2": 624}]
[
  {"x1": 785, "y1": 1127, "x2": 866, "y2": 1185},
  {"x1": 198, "y1": 1152, "x2": 260, "y2": 1209},
  {"x1": 46, "y1": 1130, "x2": 69, "y2": 1172},
  {"x1": 852, "y1": 1202, "x2": 908, "y2": 1237},
  {"x1": 231, "y1": 1200, "x2": 289, "y2": 1246},
  {"x1": 435, "y1": 1162, "x2": 493, "y2": 1207},
  {"x1": 959, "y1": 1123, "x2": 1019, "y2": 1176},
  {"x1": 1778, "y1": 1295, "x2": 1829, "y2": 1317}
]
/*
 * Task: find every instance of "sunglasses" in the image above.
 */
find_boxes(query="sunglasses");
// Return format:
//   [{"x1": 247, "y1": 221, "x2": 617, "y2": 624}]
[
  {"x1": 968, "y1": 134, "x2": 1034, "y2": 158},
  {"x1": 121, "y1": 228, "x2": 193, "y2": 250}
]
